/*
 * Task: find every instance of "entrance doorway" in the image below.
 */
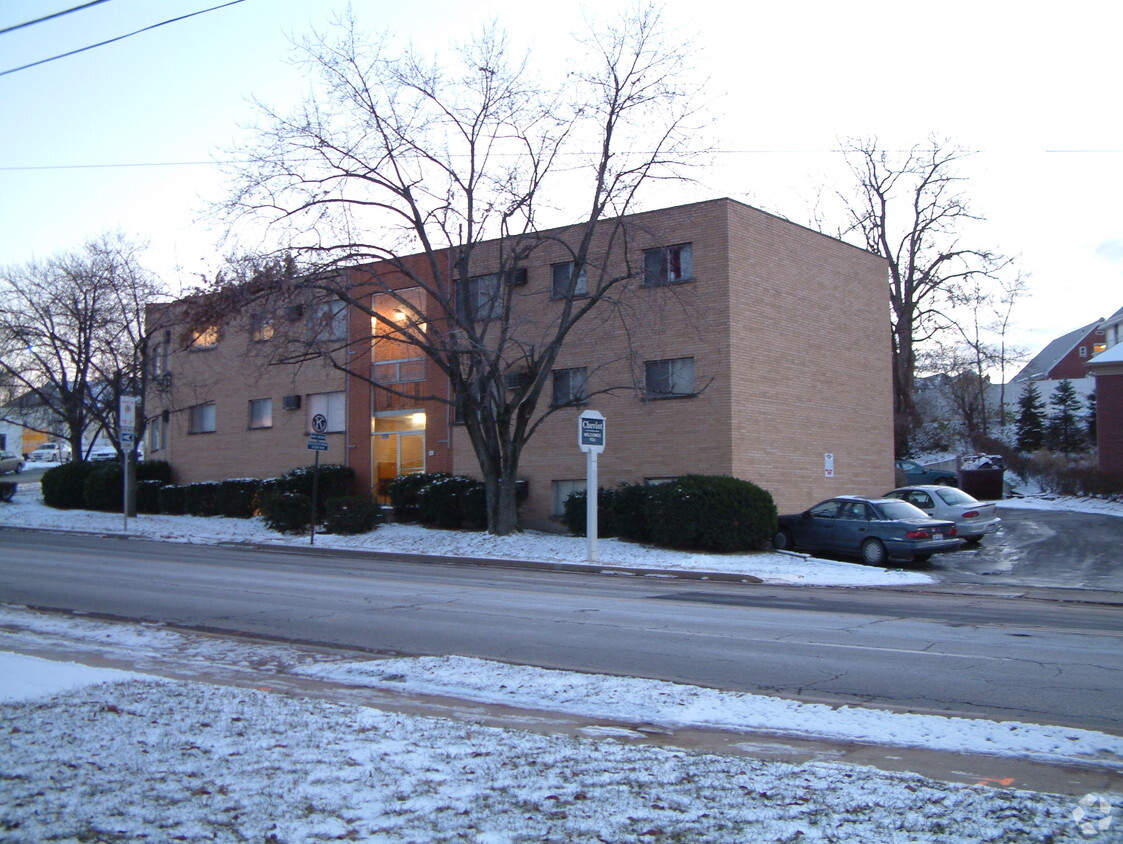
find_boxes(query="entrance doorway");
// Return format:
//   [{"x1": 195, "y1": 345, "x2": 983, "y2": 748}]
[{"x1": 373, "y1": 411, "x2": 426, "y2": 501}]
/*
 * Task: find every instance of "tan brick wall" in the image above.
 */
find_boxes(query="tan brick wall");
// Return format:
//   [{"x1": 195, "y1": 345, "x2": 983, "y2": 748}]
[
  {"x1": 146, "y1": 303, "x2": 347, "y2": 486},
  {"x1": 449, "y1": 198, "x2": 894, "y2": 521}
]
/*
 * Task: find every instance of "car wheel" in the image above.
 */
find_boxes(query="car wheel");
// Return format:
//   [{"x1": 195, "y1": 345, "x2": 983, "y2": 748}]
[
  {"x1": 936, "y1": 476, "x2": 956, "y2": 486},
  {"x1": 14, "y1": 463, "x2": 23, "y2": 474},
  {"x1": 861, "y1": 538, "x2": 888, "y2": 566},
  {"x1": 772, "y1": 528, "x2": 795, "y2": 551}
]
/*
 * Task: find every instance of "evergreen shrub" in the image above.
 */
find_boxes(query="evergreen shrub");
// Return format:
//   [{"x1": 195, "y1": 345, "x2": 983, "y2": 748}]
[
  {"x1": 260, "y1": 492, "x2": 311, "y2": 533},
  {"x1": 643, "y1": 475, "x2": 777, "y2": 552},
  {"x1": 42, "y1": 461, "x2": 96, "y2": 509},
  {"x1": 136, "y1": 480, "x2": 164, "y2": 514},
  {"x1": 416, "y1": 475, "x2": 484, "y2": 529},
  {"x1": 136, "y1": 460, "x2": 173, "y2": 485},
  {"x1": 269, "y1": 464, "x2": 354, "y2": 517},
  {"x1": 84, "y1": 463, "x2": 123, "y2": 511},
  {"x1": 611, "y1": 482, "x2": 651, "y2": 542},
  {"x1": 388, "y1": 472, "x2": 450, "y2": 522},
  {"x1": 158, "y1": 484, "x2": 186, "y2": 515},
  {"x1": 213, "y1": 479, "x2": 260, "y2": 518},
  {"x1": 562, "y1": 486, "x2": 620, "y2": 538},
  {"x1": 0, "y1": 481, "x2": 17, "y2": 503},
  {"x1": 324, "y1": 495, "x2": 381, "y2": 534},
  {"x1": 184, "y1": 481, "x2": 222, "y2": 517}
]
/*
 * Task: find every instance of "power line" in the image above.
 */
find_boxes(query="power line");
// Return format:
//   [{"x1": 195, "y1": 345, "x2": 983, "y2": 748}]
[
  {"x1": 0, "y1": 0, "x2": 115, "y2": 36},
  {"x1": 0, "y1": 0, "x2": 247, "y2": 78}
]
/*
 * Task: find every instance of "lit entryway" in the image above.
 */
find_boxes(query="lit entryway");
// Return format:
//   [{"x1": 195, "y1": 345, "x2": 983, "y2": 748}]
[{"x1": 373, "y1": 411, "x2": 426, "y2": 501}]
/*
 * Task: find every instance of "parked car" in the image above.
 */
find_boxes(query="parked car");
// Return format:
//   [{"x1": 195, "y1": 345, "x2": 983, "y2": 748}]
[
  {"x1": 895, "y1": 459, "x2": 957, "y2": 486},
  {"x1": 772, "y1": 495, "x2": 962, "y2": 565},
  {"x1": 87, "y1": 445, "x2": 119, "y2": 461},
  {"x1": 884, "y1": 485, "x2": 1000, "y2": 545},
  {"x1": 27, "y1": 443, "x2": 70, "y2": 463},
  {"x1": 0, "y1": 450, "x2": 25, "y2": 474}
]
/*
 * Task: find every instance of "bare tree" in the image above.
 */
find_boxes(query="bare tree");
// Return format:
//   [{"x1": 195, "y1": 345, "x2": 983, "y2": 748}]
[
  {"x1": 216, "y1": 6, "x2": 704, "y2": 534},
  {"x1": 0, "y1": 234, "x2": 164, "y2": 465},
  {"x1": 833, "y1": 137, "x2": 1012, "y2": 454}
]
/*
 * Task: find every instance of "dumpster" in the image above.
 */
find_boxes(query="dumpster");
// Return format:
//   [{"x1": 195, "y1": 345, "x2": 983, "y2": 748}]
[{"x1": 957, "y1": 453, "x2": 1004, "y2": 500}]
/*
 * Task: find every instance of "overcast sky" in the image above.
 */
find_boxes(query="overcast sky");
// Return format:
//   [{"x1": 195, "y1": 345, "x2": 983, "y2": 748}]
[{"x1": 1, "y1": 0, "x2": 1120, "y2": 362}]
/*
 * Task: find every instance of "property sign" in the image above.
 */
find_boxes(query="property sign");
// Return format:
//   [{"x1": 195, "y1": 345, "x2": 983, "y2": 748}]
[
  {"x1": 311, "y1": 413, "x2": 329, "y2": 434},
  {"x1": 824, "y1": 453, "x2": 835, "y2": 478},
  {"x1": 578, "y1": 410, "x2": 606, "y2": 453},
  {"x1": 307, "y1": 433, "x2": 328, "y2": 451}
]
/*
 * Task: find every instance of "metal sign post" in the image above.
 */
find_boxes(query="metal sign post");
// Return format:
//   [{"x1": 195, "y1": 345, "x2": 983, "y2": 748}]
[
  {"x1": 578, "y1": 410, "x2": 606, "y2": 562},
  {"x1": 120, "y1": 396, "x2": 138, "y2": 531},
  {"x1": 308, "y1": 414, "x2": 329, "y2": 544}
]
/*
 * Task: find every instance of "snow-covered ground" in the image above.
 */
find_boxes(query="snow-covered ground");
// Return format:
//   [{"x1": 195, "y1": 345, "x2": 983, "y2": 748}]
[
  {"x1": 0, "y1": 481, "x2": 938, "y2": 587},
  {"x1": 2, "y1": 607, "x2": 1120, "y2": 843},
  {"x1": 2, "y1": 482, "x2": 1122, "y2": 841}
]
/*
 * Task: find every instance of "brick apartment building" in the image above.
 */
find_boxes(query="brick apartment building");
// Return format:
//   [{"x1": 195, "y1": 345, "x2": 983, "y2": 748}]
[{"x1": 146, "y1": 198, "x2": 894, "y2": 522}]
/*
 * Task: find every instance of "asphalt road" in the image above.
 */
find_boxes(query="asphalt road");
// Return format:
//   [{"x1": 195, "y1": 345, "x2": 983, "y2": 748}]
[{"x1": 0, "y1": 528, "x2": 1119, "y2": 734}]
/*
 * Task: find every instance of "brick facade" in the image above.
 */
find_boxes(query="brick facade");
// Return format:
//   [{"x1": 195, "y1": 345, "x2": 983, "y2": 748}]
[{"x1": 149, "y1": 198, "x2": 894, "y2": 519}]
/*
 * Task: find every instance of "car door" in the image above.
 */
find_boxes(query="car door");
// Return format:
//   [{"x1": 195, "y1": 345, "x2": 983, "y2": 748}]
[
  {"x1": 800, "y1": 500, "x2": 843, "y2": 551},
  {"x1": 903, "y1": 489, "x2": 936, "y2": 517},
  {"x1": 830, "y1": 500, "x2": 872, "y2": 554}
]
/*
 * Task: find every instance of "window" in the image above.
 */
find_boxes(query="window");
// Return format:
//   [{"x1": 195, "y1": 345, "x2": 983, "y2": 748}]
[
  {"x1": 250, "y1": 312, "x2": 275, "y2": 343},
  {"x1": 372, "y1": 358, "x2": 426, "y2": 384},
  {"x1": 188, "y1": 403, "x2": 215, "y2": 434},
  {"x1": 308, "y1": 301, "x2": 347, "y2": 342},
  {"x1": 189, "y1": 325, "x2": 219, "y2": 350},
  {"x1": 1093, "y1": 343, "x2": 1107, "y2": 355},
  {"x1": 1079, "y1": 345, "x2": 1088, "y2": 358},
  {"x1": 644, "y1": 357, "x2": 695, "y2": 398},
  {"x1": 307, "y1": 391, "x2": 345, "y2": 432},
  {"x1": 551, "y1": 261, "x2": 588, "y2": 298},
  {"x1": 150, "y1": 411, "x2": 167, "y2": 452},
  {"x1": 552, "y1": 479, "x2": 586, "y2": 516},
  {"x1": 248, "y1": 398, "x2": 273, "y2": 429},
  {"x1": 552, "y1": 367, "x2": 588, "y2": 406},
  {"x1": 643, "y1": 243, "x2": 693, "y2": 286},
  {"x1": 460, "y1": 273, "x2": 502, "y2": 321}
]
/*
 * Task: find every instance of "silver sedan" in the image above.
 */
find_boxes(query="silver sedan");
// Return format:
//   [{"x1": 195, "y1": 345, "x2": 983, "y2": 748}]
[
  {"x1": 884, "y1": 485, "x2": 1000, "y2": 545},
  {"x1": 0, "y1": 451, "x2": 25, "y2": 475}
]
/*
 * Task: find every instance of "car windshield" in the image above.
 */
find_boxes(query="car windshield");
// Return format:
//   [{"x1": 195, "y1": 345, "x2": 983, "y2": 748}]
[
  {"x1": 935, "y1": 487, "x2": 977, "y2": 505},
  {"x1": 874, "y1": 500, "x2": 929, "y2": 520}
]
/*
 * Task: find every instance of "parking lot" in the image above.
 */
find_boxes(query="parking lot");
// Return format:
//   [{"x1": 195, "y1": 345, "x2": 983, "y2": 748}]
[{"x1": 925, "y1": 505, "x2": 1123, "y2": 592}]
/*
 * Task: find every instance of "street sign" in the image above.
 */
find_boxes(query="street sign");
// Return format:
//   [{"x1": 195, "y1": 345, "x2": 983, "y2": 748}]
[
  {"x1": 307, "y1": 438, "x2": 329, "y2": 451},
  {"x1": 120, "y1": 395, "x2": 138, "y2": 431},
  {"x1": 311, "y1": 413, "x2": 329, "y2": 434},
  {"x1": 578, "y1": 410, "x2": 605, "y2": 453},
  {"x1": 121, "y1": 431, "x2": 135, "y2": 444}
]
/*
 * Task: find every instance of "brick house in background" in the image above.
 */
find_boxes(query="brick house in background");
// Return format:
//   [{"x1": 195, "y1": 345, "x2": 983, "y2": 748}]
[
  {"x1": 1086, "y1": 342, "x2": 1123, "y2": 474},
  {"x1": 146, "y1": 198, "x2": 894, "y2": 522}
]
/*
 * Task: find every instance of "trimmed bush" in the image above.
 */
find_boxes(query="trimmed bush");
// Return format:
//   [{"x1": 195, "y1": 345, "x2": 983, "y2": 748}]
[
  {"x1": 0, "y1": 481, "x2": 16, "y2": 503},
  {"x1": 184, "y1": 481, "x2": 222, "y2": 517},
  {"x1": 158, "y1": 484, "x2": 186, "y2": 515},
  {"x1": 260, "y1": 492, "x2": 311, "y2": 533},
  {"x1": 324, "y1": 495, "x2": 381, "y2": 535},
  {"x1": 416, "y1": 475, "x2": 484, "y2": 529},
  {"x1": 562, "y1": 486, "x2": 620, "y2": 538},
  {"x1": 389, "y1": 472, "x2": 450, "y2": 522},
  {"x1": 613, "y1": 482, "x2": 651, "y2": 542},
  {"x1": 137, "y1": 480, "x2": 164, "y2": 514},
  {"x1": 644, "y1": 475, "x2": 777, "y2": 552},
  {"x1": 84, "y1": 463, "x2": 124, "y2": 511},
  {"x1": 269, "y1": 464, "x2": 355, "y2": 518},
  {"x1": 136, "y1": 460, "x2": 173, "y2": 485},
  {"x1": 214, "y1": 479, "x2": 260, "y2": 518},
  {"x1": 42, "y1": 461, "x2": 96, "y2": 509}
]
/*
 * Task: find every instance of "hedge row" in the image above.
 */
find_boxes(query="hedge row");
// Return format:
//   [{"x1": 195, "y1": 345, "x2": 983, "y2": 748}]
[
  {"x1": 387, "y1": 472, "x2": 528, "y2": 530},
  {"x1": 40, "y1": 461, "x2": 379, "y2": 535},
  {"x1": 563, "y1": 475, "x2": 777, "y2": 552}
]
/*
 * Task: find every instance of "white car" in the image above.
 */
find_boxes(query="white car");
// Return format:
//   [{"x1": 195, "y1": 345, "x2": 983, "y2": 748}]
[
  {"x1": 87, "y1": 445, "x2": 119, "y2": 461},
  {"x1": 0, "y1": 450, "x2": 25, "y2": 474},
  {"x1": 27, "y1": 443, "x2": 70, "y2": 462},
  {"x1": 883, "y1": 485, "x2": 1000, "y2": 545}
]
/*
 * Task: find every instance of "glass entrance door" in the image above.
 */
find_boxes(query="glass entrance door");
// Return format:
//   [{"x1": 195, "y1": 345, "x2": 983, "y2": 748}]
[{"x1": 372, "y1": 411, "x2": 427, "y2": 502}]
